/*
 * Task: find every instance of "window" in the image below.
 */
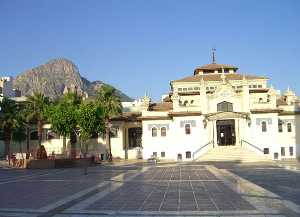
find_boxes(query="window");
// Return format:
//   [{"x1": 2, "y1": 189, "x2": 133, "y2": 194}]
[
  {"x1": 278, "y1": 122, "x2": 283, "y2": 132},
  {"x1": 289, "y1": 147, "x2": 294, "y2": 156},
  {"x1": 258, "y1": 85, "x2": 262, "y2": 88},
  {"x1": 194, "y1": 87, "x2": 200, "y2": 90},
  {"x1": 253, "y1": 85, "x2": 257, "y2": 88},
  {"x1": 177, "y1": 153, "x2": 182, "y2": 161},
  {"x1": 206, "y1": 87, "x2": 209, "y2": 90},
  {"x1": 185, "y1": 124, "x2": 191, "y2": 135},
  {"x1": 287, "y1": 123, "x2": 292, "y2": 132},
  {"x1": 184, "y1": 100, "x2": 188, "y2": 106},
  {"x1": 161, "y1": 152, "x2": 165, "y2": 158},
  {"x1": 281, "y1": 147, "x2": 285, "y2": 156},
  {"x1": 178, "y1": 88, "x2": 182, "y2": 91},
  {"x1": 183, "y1": 88, "x2": 187, "y2": 91},
  {"x1": 217, "y1": 101, "x2": 233, "y2": 112},
  {"x1": 190, "y1": 100, "x2": 194, "y2": 104},
  {"x1": 128, "y1": 127, "x2": 142, "y2": 148},
  {"x1": 161, "y1": 127, "x2": 166, "y2": 137},
  {"x1": 152, "y1": 127, "x2": 157, "y2": 137},
  {"x1": 259, "y1": 98, "x2": 263, "y2": 103},
  {"x1": 46, "y1": 130, "x2": 59, "y2": 140},
  {"x1": 264, "y1": 148, "x2": 269, "y2": 154},
  {"x1": 91, "y1": 131, "x2": 98, "y2": 139},
  {"x1": 30, "y1": 131, "x2": 38, "y2": 140},
  {"x1": 210, "y1": 86, "x2": 214, "y2": 90},
  {"x1": 261, "y1": 121, "x2": 267, "y2": 132},
  {"x1": 152, "y1": 152, "x2": 157, "y2": 157},
  {"x1": 110, "y1": 127, "x2": 119, "y2": 138},
  {"x1": 188, "y1": 87, "x2": 193, "y2": 91},
  {"x1": 186, "y1": 151, "x2": 191, "y2": 159}
]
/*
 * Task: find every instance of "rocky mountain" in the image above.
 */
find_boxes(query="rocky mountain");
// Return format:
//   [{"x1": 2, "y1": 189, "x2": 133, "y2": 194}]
[{"x1": 13, "y1": 58, "x2": 133, "y2": 101}]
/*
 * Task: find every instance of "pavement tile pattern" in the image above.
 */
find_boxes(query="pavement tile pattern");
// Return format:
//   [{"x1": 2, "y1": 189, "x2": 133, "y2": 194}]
[
  {"x1": 0, "y1": 167, "x2": 124, "y2": 209},
  {"x1": 229, "y1": 165, "x2": 300, "y2": 206},
  {"x1": 87, "y1": 165, "x2": 254, "y2": 212}
]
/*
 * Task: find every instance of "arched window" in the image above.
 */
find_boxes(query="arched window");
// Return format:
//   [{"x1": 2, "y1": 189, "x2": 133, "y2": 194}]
[
  {"x1": 152, "y1": 127, "x2": 157, "y2": 137},
  {"x1": 261, "y1": 121, "x2": 267, "y2": 132},
  {"x1": 217, "y1": 101, "x2": 233, "y2": 112},
  {"x1": 161, "y1": 127, "x2": 166, "y2": 137},
  {"x1": 185, "y1": 124, "x2": 191, "y2": 135},
  {"x1": 186, "y1": 151, "x2": 191, "y2": 159},
  {"x1": 287, "y1": 123, "x2": 292, "y2": 132}
]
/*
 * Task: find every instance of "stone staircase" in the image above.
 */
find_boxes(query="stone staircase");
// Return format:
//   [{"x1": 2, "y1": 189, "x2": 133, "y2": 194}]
[{"x1": 196, "y1": 146, "x2": 271, "y2": 163}]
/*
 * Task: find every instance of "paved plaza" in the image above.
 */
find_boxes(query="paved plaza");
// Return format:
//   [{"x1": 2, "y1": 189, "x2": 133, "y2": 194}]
[{"x1": 0, "y1": 162, "x2": 299, "y2": 217}]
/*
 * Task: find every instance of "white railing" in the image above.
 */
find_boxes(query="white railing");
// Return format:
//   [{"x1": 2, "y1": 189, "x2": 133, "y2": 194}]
[{"x1": 192, "y1": 141, "x2": 213, "y2": 160}]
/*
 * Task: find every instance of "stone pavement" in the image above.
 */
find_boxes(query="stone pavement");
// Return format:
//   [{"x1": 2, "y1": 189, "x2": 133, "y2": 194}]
[{"x1": 0, "y1": 162, "x2": 299, "y2": 217}]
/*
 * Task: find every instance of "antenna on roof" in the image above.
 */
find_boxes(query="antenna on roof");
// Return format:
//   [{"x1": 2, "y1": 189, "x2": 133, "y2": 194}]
[{"x1": 211, "y1": 48, "x2": 216, "y2": 64}]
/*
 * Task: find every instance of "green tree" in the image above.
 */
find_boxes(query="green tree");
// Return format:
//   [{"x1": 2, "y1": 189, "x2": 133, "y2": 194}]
[
  {"x1": 96, "y1": 85, "x2": 122, "y2": 161},
  {"x1": 26, "y1": 92, "x2": 50, "y2": 148},
  {"x1": 0, "y1": 98, "x2": 20, "y2": 164},
  {"x1": 76, "y1": 102, "x2": 104, "y2": 174},
  {"x1": 47, "y1": 92, "x2": 81, "y2": 157}
]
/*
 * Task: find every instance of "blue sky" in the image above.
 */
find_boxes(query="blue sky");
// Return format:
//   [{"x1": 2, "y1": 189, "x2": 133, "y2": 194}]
[{"x1": 0, "y1": 0, "x2": 300, "y2": 101}]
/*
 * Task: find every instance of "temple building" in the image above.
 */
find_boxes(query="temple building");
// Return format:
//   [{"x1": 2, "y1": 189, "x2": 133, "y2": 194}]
[{"x1": 109, "y1": 57, "x2": 300, "y2": 161}]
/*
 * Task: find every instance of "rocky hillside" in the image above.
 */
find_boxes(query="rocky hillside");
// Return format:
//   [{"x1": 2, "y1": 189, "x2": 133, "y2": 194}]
[{"x1": 13, "y1": 58, "x2": 132, "y2": 101}]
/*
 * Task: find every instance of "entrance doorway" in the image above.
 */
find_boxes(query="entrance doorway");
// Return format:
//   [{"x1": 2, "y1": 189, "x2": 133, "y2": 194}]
[{"x1": 216, "y1": 120, "x2": 236, "y2": 146}]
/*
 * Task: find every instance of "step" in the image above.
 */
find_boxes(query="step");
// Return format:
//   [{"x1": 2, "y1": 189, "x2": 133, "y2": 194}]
[{"x1": 196, "y1": 146, "x2": 271, "y2": 162}]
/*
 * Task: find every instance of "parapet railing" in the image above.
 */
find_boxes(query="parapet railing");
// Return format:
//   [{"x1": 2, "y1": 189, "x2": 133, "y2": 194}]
[
  {"x1": 192, "y1": 140, "x2": 213, "y2": 160},
  {"x1": 241, "y1": 139, "x2": 264, "y2": 153}
]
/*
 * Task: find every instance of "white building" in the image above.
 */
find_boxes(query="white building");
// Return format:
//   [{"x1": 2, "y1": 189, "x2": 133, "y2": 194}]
[
  {"x1": 0, "y1": 76, "x2": 15, "y2": 98},
  {"x1": 109, "y1": 60, "x2": 300, "y2": 161}
]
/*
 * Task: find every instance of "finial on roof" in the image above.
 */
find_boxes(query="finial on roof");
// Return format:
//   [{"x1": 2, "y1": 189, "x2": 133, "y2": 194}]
[{"x1": 211, "y1": 48, "x2": 216, "y2": 64}]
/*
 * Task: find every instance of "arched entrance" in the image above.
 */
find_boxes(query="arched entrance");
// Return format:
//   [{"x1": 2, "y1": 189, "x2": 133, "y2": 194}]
[{"x1": 216, "y1": 119, "x2": 236, "y2": 146}]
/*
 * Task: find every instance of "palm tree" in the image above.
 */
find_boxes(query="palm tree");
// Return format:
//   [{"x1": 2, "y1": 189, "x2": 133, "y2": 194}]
[
  {"x1": 96, "y1": 85, "x2": 122, "y2": 161},
  {"x1": 26, "y1": 92, "x2": 50, "y2": 148},
  {"x1": 0, "y1": 97, "x2": 19, "y2": 165}
]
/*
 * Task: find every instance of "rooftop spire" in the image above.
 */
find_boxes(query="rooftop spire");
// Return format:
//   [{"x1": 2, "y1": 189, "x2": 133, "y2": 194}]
[{"x1": 211, "y1": 48, "x2": 216, "y2": 64}]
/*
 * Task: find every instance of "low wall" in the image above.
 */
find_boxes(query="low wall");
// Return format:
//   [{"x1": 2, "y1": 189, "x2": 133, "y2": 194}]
[
  {"x1": 26, "y1": 159, "x2": 55, "y2": 169},
  {"x1": 26, "y1": 158, "x2": 94, "y2": 169}
]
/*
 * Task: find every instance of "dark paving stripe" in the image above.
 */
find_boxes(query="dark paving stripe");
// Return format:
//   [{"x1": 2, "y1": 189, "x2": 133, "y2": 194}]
[{"x1": 37, "y1": 184, "x2": 109, "y2": 217}]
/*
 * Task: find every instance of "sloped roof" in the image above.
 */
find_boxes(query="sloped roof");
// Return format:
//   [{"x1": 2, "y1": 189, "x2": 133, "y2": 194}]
[
  {"x1": 195, "y1": 63, "x2": 238, "y2": 71},
  {"x1": 149, "y1": 102, "x2": 173, "y2": 111},
  {"x1": 110, "y1": 112, "x2": 142, "y2": 121},
  {"x1": 172, "y1": 73, "x2": 268, "y2": 83}
]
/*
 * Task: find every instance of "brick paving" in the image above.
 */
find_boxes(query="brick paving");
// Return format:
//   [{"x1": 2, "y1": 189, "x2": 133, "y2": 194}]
[
  {"x1": 0, "y1": 162, "x2": 298, "y2": 217},
  {"x1": 87, "y1": 166, "x2": 254, "y2": 212}
]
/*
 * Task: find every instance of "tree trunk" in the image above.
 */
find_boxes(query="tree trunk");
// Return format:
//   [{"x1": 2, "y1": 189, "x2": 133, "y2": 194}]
[
  {"x1": 37, "y1": 119, "x2": 43, "y2": 147},
  {"x1": 105, "y1": 120, "x2": 112, "y2": 162},
  {"x1": 3, "y1": 127, "x2": 11, "y2": 165},
  {"x1": 26, "y1": 127, "x2": 30, "y2": 159},
  {"x1": 70, "y1": 130, "x2": 77, "y2": 158},
  {"x1": 62, "y1": 136, "x2": 67, "y2": 157}
]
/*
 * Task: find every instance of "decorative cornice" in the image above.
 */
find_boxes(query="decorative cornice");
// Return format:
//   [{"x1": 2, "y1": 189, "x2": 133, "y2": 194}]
[
  {"x1": 278, "y1": 111, "x2": 300, "y2": 116},
  {"x1": 250, "y1": 109, "x2": 282, "y2": 114},
  {"x1": 178, "y1": 92, "x2": 200, "y2": 96},
  {"x1": 137, "y1": 116, "x2": 171, "y2": 120},
  {"x1": 168, "y1": 111, "x2": 202, "y2": 117}
]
